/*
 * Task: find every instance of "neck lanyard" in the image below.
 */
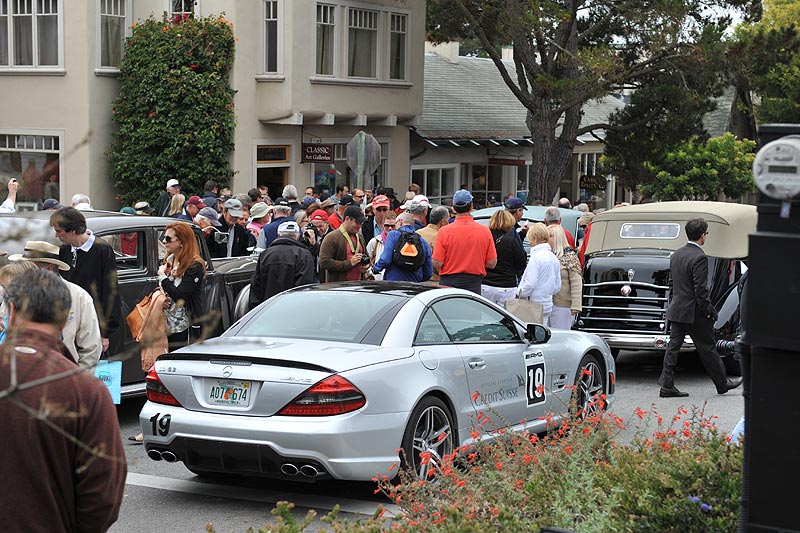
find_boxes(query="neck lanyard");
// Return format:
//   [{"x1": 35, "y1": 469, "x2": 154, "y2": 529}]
[{"x1": 340, "y1": 226, "x2": 359, "y2": 254}]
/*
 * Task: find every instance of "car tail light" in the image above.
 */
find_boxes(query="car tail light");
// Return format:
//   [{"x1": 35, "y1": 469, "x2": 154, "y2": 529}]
[
  {"x1": 277, "y1": 375, "x2": 366, "y2": 416},
  {"x1": 146, "y1": 366, "x2": 182, "y2": 407}
]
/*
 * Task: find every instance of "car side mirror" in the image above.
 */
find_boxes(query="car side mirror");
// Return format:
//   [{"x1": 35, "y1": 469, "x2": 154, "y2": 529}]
[{"x1": 524, "y1": 323, "x2": 551, "y2": 344}]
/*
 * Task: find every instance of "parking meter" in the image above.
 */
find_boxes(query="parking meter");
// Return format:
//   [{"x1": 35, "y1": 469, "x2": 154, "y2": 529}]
[{"x1": 741, "y1": 124, "x2": 800, "y2": 532}]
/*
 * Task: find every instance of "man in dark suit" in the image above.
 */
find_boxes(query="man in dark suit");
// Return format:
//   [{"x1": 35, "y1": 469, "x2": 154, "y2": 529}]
[{"x1": 658, "y1": 218, "x2": 742, "y2": 397}]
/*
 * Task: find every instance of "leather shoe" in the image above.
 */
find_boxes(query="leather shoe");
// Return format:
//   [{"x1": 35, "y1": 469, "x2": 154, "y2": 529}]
[
  {"x1": 717, "y1": 376, "x2": 743, "y2": 395},
  {"x1": 659, "y1": 387, "x2": 689, "y2": 398}
]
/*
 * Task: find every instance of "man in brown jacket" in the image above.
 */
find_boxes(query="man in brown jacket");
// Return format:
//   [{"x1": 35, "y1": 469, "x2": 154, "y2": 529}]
[
  {"x1": 0, "y1": 269, "x2": 127, "y2": 532},
  {"x1": 319, "y1": 205, "x2": 370, "y2": 283}
]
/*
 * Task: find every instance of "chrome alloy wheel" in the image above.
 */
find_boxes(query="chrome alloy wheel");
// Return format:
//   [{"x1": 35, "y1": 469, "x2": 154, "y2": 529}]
[
  {"x1": 576, "y1": 357, "x2": 605, "y2": 418},
  {"x1": 409, "y1": 403, "x2": 454, "y2": 479}
]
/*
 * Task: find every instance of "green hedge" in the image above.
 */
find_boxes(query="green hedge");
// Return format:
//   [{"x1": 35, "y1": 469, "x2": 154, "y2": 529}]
[{"x1": 108, "y1": 15, "x2": 235, "y2": 205}]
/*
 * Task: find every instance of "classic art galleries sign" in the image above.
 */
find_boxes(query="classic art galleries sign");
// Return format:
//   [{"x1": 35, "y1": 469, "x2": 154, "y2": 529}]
[{"x1": 302, "y1": 144, "x2": 334, "y2": 163}]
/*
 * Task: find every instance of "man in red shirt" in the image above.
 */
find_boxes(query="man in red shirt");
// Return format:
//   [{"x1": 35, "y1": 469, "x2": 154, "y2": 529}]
[{"x1": 432, "y1": 190, "x2": 497, "y2": 294}]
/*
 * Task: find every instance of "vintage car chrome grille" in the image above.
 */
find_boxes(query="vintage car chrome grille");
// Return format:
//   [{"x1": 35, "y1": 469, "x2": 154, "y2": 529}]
[{"x1": 580, "y1": 281, "x2": 669, "y2": 334}]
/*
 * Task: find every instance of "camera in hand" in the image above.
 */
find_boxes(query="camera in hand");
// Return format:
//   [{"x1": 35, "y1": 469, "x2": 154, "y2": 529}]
[{"x1": 359, "y1": 253, "x2": 371, "y2": 265}]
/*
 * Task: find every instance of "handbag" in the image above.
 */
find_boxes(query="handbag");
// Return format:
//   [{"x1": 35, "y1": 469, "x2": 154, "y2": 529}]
[
  {"x1": 163, "y1": 298, "x2": 189, "y2": 334},
  {"x1": 505, "y1": 297, "x2": 544, "y2": 325},
  {"x1": 126, "y1": 291, "x2": 154, "y2": 339}
]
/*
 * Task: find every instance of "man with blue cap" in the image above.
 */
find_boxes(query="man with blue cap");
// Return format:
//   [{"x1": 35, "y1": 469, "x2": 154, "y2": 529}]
[
  {"x1": 505, "y1": 197, "x2": 529, "y2": 249},
  {"x1": 431, "y1": 190, "x2": 497, "y2": 294}
]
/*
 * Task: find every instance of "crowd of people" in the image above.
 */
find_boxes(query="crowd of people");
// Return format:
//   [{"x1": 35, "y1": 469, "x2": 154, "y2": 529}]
[{"x1": 0, "y1": 172, "x2": 747, "y2": 530}]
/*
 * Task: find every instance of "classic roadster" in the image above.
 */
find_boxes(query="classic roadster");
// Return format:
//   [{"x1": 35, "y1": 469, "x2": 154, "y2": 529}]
[{"x1": 575, "y1": 201, "x2": 756, "y2": 374}]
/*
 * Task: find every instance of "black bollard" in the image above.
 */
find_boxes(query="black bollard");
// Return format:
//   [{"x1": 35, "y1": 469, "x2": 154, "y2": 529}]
[{"x1": 741, "y1": 124, "x2": 800, "y2": 532}]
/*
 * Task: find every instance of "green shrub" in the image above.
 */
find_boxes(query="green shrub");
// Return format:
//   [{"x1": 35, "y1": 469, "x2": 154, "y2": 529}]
[
  {"x1": 108, "y1": 14, "x2": 236, "y2": 205},
  {"x1": 208, "y1": 405, "x2": 741, "y2": 533}
]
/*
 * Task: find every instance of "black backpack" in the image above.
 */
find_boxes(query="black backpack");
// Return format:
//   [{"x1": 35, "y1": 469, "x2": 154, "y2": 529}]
[{"x1": 391, "y1": 230, "x2": 425, "y2": 271}]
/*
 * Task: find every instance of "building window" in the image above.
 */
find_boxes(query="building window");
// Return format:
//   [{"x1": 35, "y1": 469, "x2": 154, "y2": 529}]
[
  {"x1": 515, "y1": 165, "x2": 531, "y2": 202},
  {"x1": 313, "y1": 142, "x2": 388, "y2": 193},
  {"x1": 0, "y1": 133, "x2": 61, "y2": 205},
  {"x1": 315, "y1": 3, "x2": 335, "y2": 76},
  {"x1": 470, "y1": 164, "x2": 503, "y2": 210},
  {"x1": 99, "y1": 0, "x2": 128, "y2": 69},
  {"x1": 347, "y1": 7, "x2": 377, "y2": 78},
  {"x1": 411, "y1": 166, "x2": 457, "y2": 206},
  {"x1": 578, "y1": 152, "x2": 605, "y2": 210},
  {"x1": 169, "y1": 0, "x2": 195, "y2": 22},
  {"x1": 0, "y1": 0, "x2": 61, "y2": 68},
  {"x1": 262, "y1": 0, "x2": 281, "y2": 74},
  {"x1": 313, "y1": 3, "x2": 409, "y2": 83},
  {"x1": 388, "y1": 13, "x2": 406, "y2": 80}
]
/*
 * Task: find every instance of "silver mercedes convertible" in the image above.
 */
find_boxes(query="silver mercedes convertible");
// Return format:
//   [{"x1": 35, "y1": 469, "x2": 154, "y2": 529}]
[{"x1": 140, "y1": 282, "x2": 615, "y2": 482}]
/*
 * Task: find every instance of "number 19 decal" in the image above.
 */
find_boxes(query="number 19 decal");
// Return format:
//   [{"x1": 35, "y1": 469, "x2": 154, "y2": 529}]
[
  {"x1": 149, "y1": 413, "x2": 171, "y2": 436},
  {"x1": 526, "y1": 363, "x2": 546, "y2": 406}
]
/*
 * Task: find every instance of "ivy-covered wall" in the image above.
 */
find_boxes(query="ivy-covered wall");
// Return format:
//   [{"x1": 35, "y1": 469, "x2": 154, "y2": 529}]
[{"x1": 108, "y1": 15, "x2": 236, "y2": 204}]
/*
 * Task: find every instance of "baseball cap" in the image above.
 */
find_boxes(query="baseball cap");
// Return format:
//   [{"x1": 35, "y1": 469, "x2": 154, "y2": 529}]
[
  {"x1": 309, "y1": 210, "x2": 329, "y2": 222},
  {"x1": 166, "y1": 178, "x2": 180, "y2": 188},
  {"x1": 301, "y1": 195, "x2": 317, "y2": 209},
  {"x1": 453, "y1": 189, "x2": 473, "y2": 207},
  {"x1": 339, "y1": 194, "x2": 355, "y2": 207},
  {"x1": 372, "y1": 195, "x2": 390, "y2": 208},
  {"x1": 505, "y1": 197, "x2": 525, "y2": 210},
  {"x1": 223, "y1": 198, "x2": 243, "y2": 217},
  {"x1": 42, "y1": 198, "x2": 61, "y2": 210},
  {"x1": 278, "y1": 221, "x2": 301, "y2": 234},
  {"x1": 400, "y1": 200, "x2": 422, "y2": 212},
  {"x1": 250, "y1": 202, "x2": 270, "y2": 219},
  {"x1": 134, "y1": 201, "x2": 154, "y2": 214},
  {"x1": 187, "y1": 195, "x2": 206, "y2": 208},
  {"x1": 343, "y1": 205, "x2": 366, "y2": 224},
  {"x1": 197, "y1": 207, "x2": 222, "y2": 226},
  {"x1": 120, "y1": 206, "x2": 137, "y2": 215},
  {"x1": 273, "y1": 196, "x2": 290, "y2": 207},
  {"x1": 412, "y1": 195, "x2": 431, "y2": 207}
]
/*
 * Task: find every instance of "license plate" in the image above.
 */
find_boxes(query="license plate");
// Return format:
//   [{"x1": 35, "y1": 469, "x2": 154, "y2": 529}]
[{"x1": 208, "y1": 379, "x2": 252, "y2": 407}]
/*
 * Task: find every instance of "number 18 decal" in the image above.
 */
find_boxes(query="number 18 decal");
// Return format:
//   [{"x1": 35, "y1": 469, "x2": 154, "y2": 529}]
[{"x1": 526, "y1": 363, "x2": 546, "y2": 406}]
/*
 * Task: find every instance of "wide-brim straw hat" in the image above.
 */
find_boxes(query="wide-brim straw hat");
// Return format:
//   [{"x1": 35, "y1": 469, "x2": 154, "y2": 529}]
[{"x1": 9, "y1": 240, "x2": 70, "y2": 271}]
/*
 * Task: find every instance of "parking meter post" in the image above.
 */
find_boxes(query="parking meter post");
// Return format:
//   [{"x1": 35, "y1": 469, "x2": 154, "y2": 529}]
[{"x1": 741, "y1": 124, "x2": 800, "y2": 532}]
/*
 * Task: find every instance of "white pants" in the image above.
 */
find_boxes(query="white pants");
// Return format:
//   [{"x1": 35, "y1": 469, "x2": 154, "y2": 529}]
[
  {"x1": 549, "y1": 305, "x2": 574, "y2": 329},
  {"x1": 481, "y1": 285, "x2": 518, "y2": 306}
]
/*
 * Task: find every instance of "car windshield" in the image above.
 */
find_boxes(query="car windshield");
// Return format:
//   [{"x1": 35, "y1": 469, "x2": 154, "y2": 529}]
[{"x1": 237, "y1": 290, "x2": 405, "y2": 344}]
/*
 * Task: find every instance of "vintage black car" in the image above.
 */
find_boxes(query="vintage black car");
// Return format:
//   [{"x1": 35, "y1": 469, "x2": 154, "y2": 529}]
[
  {"x1": 0, "y1": 211, "x2": 257, "y2": 396},
  {"x1": 575, "y1": 201, "x2": 756, "y2": 374}
]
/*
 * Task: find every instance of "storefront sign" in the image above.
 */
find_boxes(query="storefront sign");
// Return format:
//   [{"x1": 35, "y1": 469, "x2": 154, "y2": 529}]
[
  {"x1": 302, "y1": 144, "x2": 334, "y2": 163},
  {"x1": 488, "y1": 157, "x2": 526, "y2": 166},
  {"x1": 579, "y1": 175, "x2": 606, "y2": 190}
]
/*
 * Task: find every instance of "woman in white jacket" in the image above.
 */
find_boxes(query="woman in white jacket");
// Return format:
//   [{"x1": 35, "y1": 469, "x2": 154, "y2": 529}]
[{"x1": 517, "y1": 223, "x2": 562, "y2": 325}]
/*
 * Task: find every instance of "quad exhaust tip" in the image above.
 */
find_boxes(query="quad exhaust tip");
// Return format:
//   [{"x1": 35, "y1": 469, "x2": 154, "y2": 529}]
[
  {"x1": 281, "y1": 463, "x2": 322, "y2": 478},
  {"x1": 147, "y1": 449, "x2": 178, "y2": 463},
  {"x1": 280, "y1": 463, "x2": 299, "y2": 476},
  {"x1": 300, "y1": 465, "x2": 319, "y2": 478}
]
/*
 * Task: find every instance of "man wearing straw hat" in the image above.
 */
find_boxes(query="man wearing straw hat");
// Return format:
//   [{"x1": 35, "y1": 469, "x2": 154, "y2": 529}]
[{"x1": 9, "y1": 241, "x2": 102, "y2": 367}]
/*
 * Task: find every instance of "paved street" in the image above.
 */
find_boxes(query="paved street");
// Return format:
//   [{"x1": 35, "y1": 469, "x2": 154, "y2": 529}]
[{"x1": 111, "y1": 349, "x2": 744, "y2": 532}]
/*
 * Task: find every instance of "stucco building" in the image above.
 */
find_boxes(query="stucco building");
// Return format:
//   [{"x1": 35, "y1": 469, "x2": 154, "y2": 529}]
[{"x1": 0, "y1": 0, "x2": 424, "y2": 209}]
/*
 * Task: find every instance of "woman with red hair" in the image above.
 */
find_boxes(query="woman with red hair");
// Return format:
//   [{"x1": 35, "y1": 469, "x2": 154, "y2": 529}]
[{"x1": 159, "y1": 221, "x2": 207, "y2": 347}]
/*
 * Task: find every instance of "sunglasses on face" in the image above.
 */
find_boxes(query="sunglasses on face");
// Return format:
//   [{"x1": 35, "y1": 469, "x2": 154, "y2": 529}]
[
  {"x1": 384, "y1": 224, "x2": 395, "y2": 228},
  {"x1": 164, "y1": 235, "x2": 178, "y2": 243}
]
